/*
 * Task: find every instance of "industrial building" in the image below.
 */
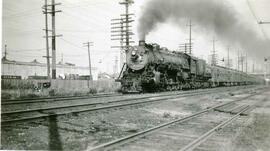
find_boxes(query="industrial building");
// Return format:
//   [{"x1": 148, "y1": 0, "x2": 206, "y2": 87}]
[{"x1": 1, "y1": 58, "x2": 98, "y2": 80}]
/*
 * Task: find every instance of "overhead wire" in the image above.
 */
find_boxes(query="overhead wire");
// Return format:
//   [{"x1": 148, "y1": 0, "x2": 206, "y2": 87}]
[
  {"x1": 4, "y1": 0, "x2": 123, "y2": 64},
  {"x1": 246, "y1": 0, "x2": 270, "y2": 42},
  {"x1": 59, "y1": 38, "x2": 85, "y2": 51}
]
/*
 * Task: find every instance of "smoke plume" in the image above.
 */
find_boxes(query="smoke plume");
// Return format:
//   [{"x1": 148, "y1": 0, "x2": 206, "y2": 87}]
[{"x1": 138, "y1": 0, "x2": 270, "y2": 57}]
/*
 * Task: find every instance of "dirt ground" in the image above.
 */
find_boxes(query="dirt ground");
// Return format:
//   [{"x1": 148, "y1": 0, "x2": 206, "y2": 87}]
[
  {"x1": 226, "y1": 91, "x2": 270, "y2": 151},
  {"x1": 1, "y1": 86, "x2": 269, "y2": 151}
]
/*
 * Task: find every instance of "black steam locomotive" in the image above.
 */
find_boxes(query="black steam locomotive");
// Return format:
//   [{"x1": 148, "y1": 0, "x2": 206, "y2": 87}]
[{"x1": 119, "y1": 40, "x2": 263, "y2": 93}]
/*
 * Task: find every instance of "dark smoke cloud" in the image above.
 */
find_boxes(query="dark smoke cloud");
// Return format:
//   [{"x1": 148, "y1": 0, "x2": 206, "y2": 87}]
[{"x1": 138, "y1": 0, "x2": 270, "y2": 58}]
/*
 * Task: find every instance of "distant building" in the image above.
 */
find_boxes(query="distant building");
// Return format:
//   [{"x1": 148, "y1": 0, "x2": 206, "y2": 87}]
[{"x1": 1, "y1": 58, "x2": 98, "y2": 80}]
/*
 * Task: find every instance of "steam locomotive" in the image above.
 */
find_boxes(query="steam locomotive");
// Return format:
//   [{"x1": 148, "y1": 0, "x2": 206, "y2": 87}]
[{"x1": 119, "y1": 40, "x2": 263, "y2": 93}]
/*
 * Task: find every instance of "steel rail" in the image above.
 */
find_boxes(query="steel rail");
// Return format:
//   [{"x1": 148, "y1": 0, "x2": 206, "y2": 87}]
[
  {"x1": 1, "y1": 86, "x2": 255, "y2": 106},
  {"x1": 1, "y1": 85, "x2": 254, "y2": 105},
  {"x1": 179, "y1": 105, "x2": 250, "y2": 151},
  {"x1": 1, "y1": 88, "x2": 232, "y2": 124},
  {"x1": 1, "y1": 93, "x2": 122, "y2": 105},
  {"x1": 86, "y1": 91, "x2": 262, "y2": 151},
  {"x1": 2, "y1": 92, "x2": 119, "y2": 101},
  {"x1": 182, "y1": 96, "x2": 270, "y2": 151},
  {"x1": 1, "y1": 88, "x2": 231, "y2": 116}
]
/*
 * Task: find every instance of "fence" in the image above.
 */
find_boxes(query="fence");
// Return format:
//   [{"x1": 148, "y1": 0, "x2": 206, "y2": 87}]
[{"x1": 1, "y1": 79, "x2": 121, "y2": 99}]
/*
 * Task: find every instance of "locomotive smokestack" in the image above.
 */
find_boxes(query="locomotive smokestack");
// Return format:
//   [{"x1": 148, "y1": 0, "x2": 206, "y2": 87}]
[{"x1": 139, "y1": 40, "x2": 145, "y2": 46}]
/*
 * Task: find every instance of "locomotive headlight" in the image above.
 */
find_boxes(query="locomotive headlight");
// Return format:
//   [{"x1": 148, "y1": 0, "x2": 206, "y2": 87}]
[{"x1": 131, "y1": 50, "x2": 136, "y2": 56}]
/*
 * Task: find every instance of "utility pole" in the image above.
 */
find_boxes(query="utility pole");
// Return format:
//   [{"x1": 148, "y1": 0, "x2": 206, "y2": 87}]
[
  {"x1": 61, "y1": 53, "x2": 63, "y2": 64},
  {"x1": 241, "y1": 53, "x2": 244, "y2": 72},
  {"x1": 264, "y1": 58, "x2": 267, "y2": 80},
  {"x1": 51, "y1": 0, "x2": 57, "y2": 79},
  {"x1": 246, "y1": 52, "x2": 248, "y2": 73},
  {"x1": 113, "y1": 56, "x2": 119, "y2": 74},
  {"x1": 237, "y1": 50, "x2": 240, "y2": 71},
  {"x1": 43, "y1": 0, "x2": 51, "y2": 79},
  {"x1": 111, "y1": 18, "x2": 128, "y2": 69},
  {"x1": 51, "y1": 0, "x2": 62, "y2": 79},
  {"x1": 120, "y1": 0, "x2": 134, "y2": 47},
  {"x1": 83, "y1": 42, "x2": 94, "y2": 82},
  {"x1": 111, "y1": 0, "x2": 134, "y2": 49},
  {"x1": 211, "y1": 38, "x2": 218, "y2": 66},
  {"x1": 185, "y1": 43, "x2": 187, "y2": 54},
  {"x1": 119, "y1": 18, "x2": 124, "y2": 69},
  {"x1": 111, "y1": 0, "x2": 134, "y2": 79},
  {"x1": 264, "y1": 57, "x2": 270, "y2": 81},
  {"x1": 179, "y1": 43, "x2": 191, "y2": 53},
  {"x1": 4, "y1": 44, "x2": 7, "y2": 60},
  {"x1": 252, "y1": 60, "x2": 255, "y2": 73},
  {"x1": 227, "y1": 46, "x2": 230, "y2": 68},
  {"x1": 43, "y1": 0, "x2": 61, "y2": 79},
  {"x1": 187, "y1": 20, "x2": 193, "y2": 55}
]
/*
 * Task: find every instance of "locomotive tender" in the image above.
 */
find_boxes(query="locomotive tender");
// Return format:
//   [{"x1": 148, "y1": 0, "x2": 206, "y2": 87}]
[{"x1": 120, "y1": 40, "x2": 262, "y2": 93}]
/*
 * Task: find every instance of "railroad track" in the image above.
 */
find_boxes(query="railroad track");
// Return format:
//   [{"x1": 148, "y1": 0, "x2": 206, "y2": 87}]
[
  {"x1": 1, "y1": 86, "x2": 254, "y2": 124},
  {"x1": 1, "y1": 93, "x2": 123, "y2": 105},
  {"x1": 1, "y1": 85, "x2": 254, "y2": 106},
  {"x1": 86, "y1": 88, "x2": 266, "y2": 151}
]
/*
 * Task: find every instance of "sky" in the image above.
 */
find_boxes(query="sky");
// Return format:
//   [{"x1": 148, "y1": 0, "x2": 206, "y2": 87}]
[{"x1": 2, "y1": 0, "x2": 270, "y2": 74}]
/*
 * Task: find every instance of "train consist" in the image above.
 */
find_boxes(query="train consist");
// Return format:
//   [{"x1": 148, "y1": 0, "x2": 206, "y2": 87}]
[{"x1": 119, "y1": 40, "x2": 263, "y2": 93}]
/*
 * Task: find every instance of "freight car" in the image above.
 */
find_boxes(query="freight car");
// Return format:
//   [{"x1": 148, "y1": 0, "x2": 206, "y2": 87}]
[{"x1": 119, "y1": 41, "x2": 263, "y2": 93}]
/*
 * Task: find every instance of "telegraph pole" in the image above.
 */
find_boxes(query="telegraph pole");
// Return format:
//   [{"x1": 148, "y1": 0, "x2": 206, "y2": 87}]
[
  {"x1": 179, "y1": 43, "x2": 191, "y2": 53},
  {"x1": 43, "y1": 0, "x2": 61, "y2": 79},
  {"x1": 43, "y1": 0, "x2": 51, "y2": 79},
  {"x1": 51, "y1": 0, "x2": 56, "y2": 79},
  {"x1": 4, "y1": 44, "x2": 7, "y2": 59},
  {"x1": 187, "y1": 20, "x2": 193, "y2": 54},
  {"x1": 113, "y1": 56, "x2": 119, "y2": 74},
  {"x1": 241, "y1": 53, "x2": 244, "y2": 72},
  {"x1": 227, "y1": 46, "x2": 230, "y2": 68},
  {"x1": 211, "y1": 38, "x2": 218, "y2": 66},
  {"x1": 111, "y1": 18, "x2": 126, "y2": 69},
  {"x1": 51, "y1": 0, "x2": 62, "y2": 79},
  {"x1": 83, "y1": 42, "x2": 94, "y2": 82},
  {"x1": 120, "y1": 0, "x2": 134, "y2": 47},
  {"x1": 252, "y1": 60, "x2": 255, "y2": 73},
  {"x1": 61, "y1": 53, "x2": 63, "y2": 64},
  {"x1": 51, "y1": 0, "x2": 57, "y2": 79},
  {"x1": 111, "y1": 0, "x2": 134, "y2": 79},
  {"x1": 111, "y1": 0, "x2": 134, "y2": 50},
  {"x1": 237, "y1": 50, "x2": 240, "y2": 71},
  {"x1": 246, "y1": 52, "x2": 248, "y2": 73},
  {"x1": 264, "y1": 57, "x2": 270, "y2": 81}
]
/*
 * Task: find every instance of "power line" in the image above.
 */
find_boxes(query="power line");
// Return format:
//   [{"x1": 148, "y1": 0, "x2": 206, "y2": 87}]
[
  {"x1": 246, "y1": 0, "x2": 270, "y2": 42},
  {"x1": 62, "y1": 0, "x2": 119, "y2": 18},
  {"x1": 60, "y1": 38, "x2": 85, "y2": 50},
  {"x1": 9, "y1": 48, "x2": 47, "y2": 52},
  {"x1": 61, "y1": 11, "x2": 108, "y2": 30}
]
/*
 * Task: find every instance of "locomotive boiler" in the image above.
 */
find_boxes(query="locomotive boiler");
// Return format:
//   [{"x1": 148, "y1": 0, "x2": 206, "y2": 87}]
[{"x1": 119, "y1": 40, "x2": 263, "y2": 93}]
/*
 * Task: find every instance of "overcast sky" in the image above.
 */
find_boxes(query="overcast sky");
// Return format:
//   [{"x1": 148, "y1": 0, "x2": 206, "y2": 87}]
[{"x1": 2, "y1": 0, "x2": 270, "y2": 73}]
